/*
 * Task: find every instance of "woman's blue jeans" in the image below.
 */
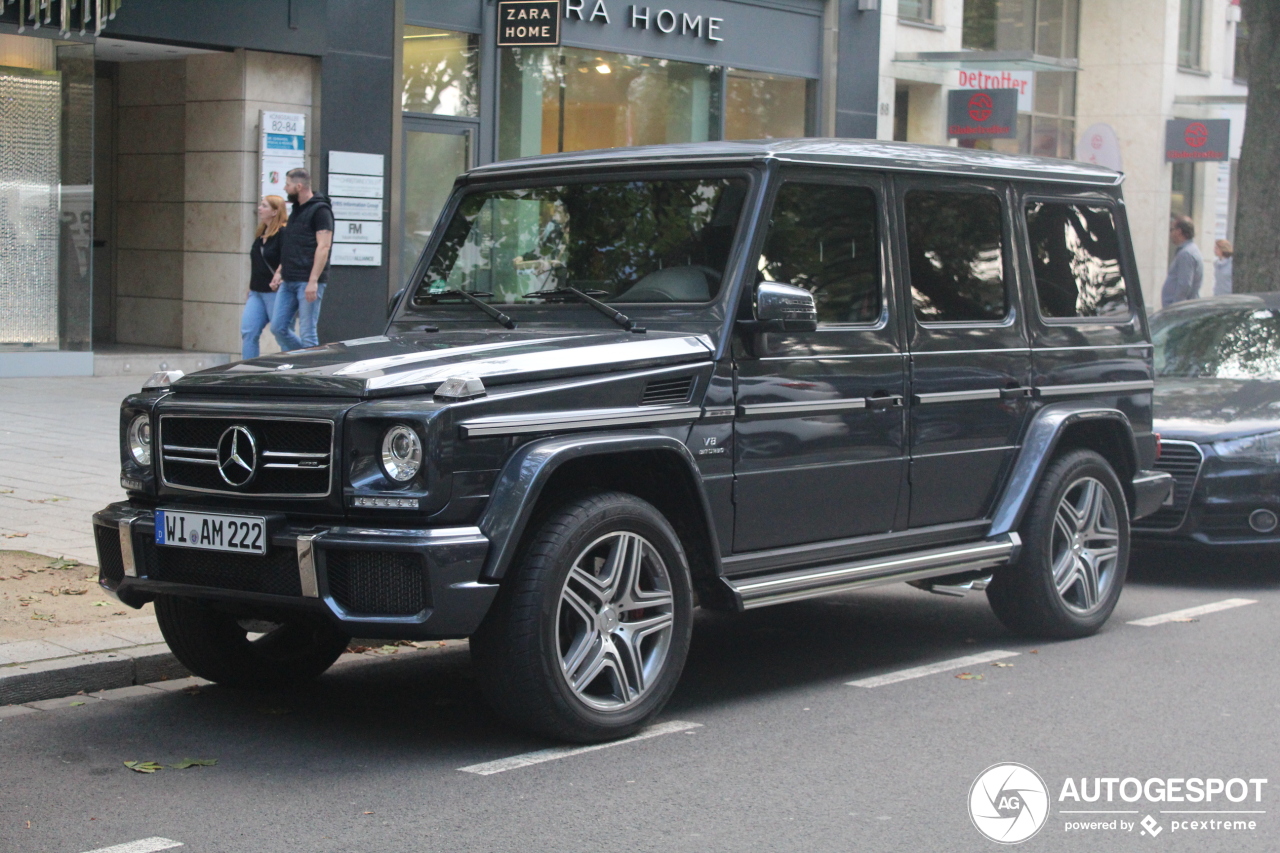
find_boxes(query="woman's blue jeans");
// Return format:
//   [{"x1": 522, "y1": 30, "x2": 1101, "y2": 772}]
[{"x1": 240, "y1": 290, "x2": 277, "y2": 360}]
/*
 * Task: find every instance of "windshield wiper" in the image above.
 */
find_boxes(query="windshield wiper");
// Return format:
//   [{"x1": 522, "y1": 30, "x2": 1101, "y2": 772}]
[
  {"x1": 522, "y1": 287, "x2": 645, "y2": 334},
  {"x1": 417, "y1": 289, "x2": 515, "y2": 330}
]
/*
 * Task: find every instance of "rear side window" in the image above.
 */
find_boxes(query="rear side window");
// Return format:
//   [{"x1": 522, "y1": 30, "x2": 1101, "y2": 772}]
[
  {"x1": 757, "y1": 182, "x2": 881, "y2": 324},
  {"x1": 904, "y1": 190, "x2": 1008, "y2": 323},
  {"x1": 1025, "y1": 201, "x2": 1130, "y2": 319}
]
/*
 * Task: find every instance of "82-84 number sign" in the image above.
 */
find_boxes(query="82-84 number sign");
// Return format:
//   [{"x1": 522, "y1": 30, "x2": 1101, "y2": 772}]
[{"x1": 497, "y1": 0, "x2": 561, "y2": 46}]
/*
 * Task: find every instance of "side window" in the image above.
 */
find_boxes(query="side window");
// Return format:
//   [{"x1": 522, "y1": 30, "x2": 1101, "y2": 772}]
[
  {"x1": 757, "y1": 182, "x2": 881, "y2": 325},
  {"x1": 1025, "y1": 201, "x2": 1130, "y2": 319},
  {"x1": 904, "y1": 189, "x2": 1008, "y2": 323}
]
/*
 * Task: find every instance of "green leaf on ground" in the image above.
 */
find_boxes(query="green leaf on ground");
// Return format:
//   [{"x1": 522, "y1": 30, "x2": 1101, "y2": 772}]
[
  {"x1": 123, "y1": 761, "x2": 164, "y2": 773},
  {"x1": 48, "y1": 557, "x2": 80, "y2": 570},
  {"x1": 92, "y1": 601, "x2": 109, "y2": 607},
  {"x1": 69, "y1": 701, "x2": 86, "y2": 707},
  {"x1": 169, "y1": 758, "x2": 217, "y2": 769}
]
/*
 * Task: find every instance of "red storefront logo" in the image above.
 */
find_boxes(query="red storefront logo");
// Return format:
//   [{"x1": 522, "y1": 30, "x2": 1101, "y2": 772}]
[
  {"x1": 968, "y1": 93, "x2": 994, "y2": 123},
  {"x1": 1184, "y1": 123, "x2": 1209, "y2": 149}
]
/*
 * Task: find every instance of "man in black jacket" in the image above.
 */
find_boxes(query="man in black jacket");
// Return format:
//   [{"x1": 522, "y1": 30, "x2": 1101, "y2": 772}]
[{"x1": 270, "y1": 168, "x2": 333, "y2": 350}]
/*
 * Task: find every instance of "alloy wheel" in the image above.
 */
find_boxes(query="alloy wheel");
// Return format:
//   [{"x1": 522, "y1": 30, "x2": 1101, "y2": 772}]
[
  {"x1": 1050, "y1": 476, "x2": 1121, "y2": 615},
  {"x1": 556, "y1": 531, "x2": 675, "y2": 711}
]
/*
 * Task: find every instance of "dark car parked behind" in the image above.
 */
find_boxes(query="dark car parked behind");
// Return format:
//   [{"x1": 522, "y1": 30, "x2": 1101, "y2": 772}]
[{"x1": 1139, "y1": 294, "x2": 1280, "y2": 546}]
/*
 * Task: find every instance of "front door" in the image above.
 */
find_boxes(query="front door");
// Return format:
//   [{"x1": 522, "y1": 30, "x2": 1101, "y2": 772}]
[
  {"x1": 732, "y1": 170, "x2": 907, "y2": 553},
  {"x1": 896, "y1": 179, "x2": 1033, "y2": 527},
  {"x1": 401, "y1": 117, "x2": 474, "y2": 284}
]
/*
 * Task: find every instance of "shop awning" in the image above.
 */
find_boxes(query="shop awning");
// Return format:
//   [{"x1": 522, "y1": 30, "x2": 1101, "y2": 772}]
[
  {"x1": 893, "y1": 51, "x2": 1079, "y2": 72},
  {"x1": 6, "y1": 0, "x2": 124, "y2": 36}
]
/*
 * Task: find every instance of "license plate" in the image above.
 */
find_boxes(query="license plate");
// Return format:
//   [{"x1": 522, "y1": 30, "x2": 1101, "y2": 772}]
[{"x1": 155, "y1": 509, "x2": 267, "y2": 555}]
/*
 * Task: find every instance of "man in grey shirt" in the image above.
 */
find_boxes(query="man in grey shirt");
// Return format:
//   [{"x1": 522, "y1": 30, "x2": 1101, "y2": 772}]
[{"x1": 1162, "y1": 215, "x2": 1203, "y2": 307}]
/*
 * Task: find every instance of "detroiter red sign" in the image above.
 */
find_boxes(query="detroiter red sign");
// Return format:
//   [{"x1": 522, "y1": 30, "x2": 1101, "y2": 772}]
[
  {"x1": 947, "y1": 89, "x2": 1017, "y2": 140},
  {"x1": 1165, "y1": 118, "x2": 1229, "y2": 162}
]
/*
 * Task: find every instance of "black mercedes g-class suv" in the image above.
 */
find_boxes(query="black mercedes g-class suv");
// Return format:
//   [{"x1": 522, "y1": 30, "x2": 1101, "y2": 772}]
[{"x1": 94, "y1": 140, "x2": 1172, "y2": 742}]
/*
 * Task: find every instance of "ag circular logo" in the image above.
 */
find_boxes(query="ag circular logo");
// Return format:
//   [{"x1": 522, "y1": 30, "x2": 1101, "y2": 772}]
[
  {"x1": 969, "y1": 763, "x2": 1050, "y2": 844},
  {"x1": 968, "y1": 92, "x2": 994, "y2": 122}
]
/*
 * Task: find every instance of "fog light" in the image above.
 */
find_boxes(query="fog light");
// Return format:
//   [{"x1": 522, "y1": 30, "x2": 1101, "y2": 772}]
[{"x1": 1249, "y1": 509, "x2": 1277, "y2": 533}]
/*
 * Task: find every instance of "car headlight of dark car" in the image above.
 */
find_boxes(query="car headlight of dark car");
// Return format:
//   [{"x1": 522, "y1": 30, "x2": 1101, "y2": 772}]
[{"x1": 1212, "y1": 430, "x2": 1280, "y2": 462}]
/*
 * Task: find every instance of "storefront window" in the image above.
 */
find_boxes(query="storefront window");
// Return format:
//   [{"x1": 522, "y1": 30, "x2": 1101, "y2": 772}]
[
  {"x1": 724, "y1": 69, "x2": 810, "y2": 140},
  {"x1": 402, "y1": 26, "x2": 479, "y2": 116},
  {"x1": 498, "y1": 47, "x2": 720, "y2": 160},
  {"x1": 899, "y1": 0, "x2": 934, "y2": 22},
  {"x1": 960, "y1": 0, "x2": 1077, "y2": 160},
  {"x1": 0, "y1": 38, "x2": 93, "y2": 353}
]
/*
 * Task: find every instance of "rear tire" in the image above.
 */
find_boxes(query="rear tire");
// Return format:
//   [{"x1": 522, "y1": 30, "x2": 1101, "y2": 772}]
[
  {"x1": 987, "y1": 449, "x2": 1130, "y2": 638},
  {"x1": 155, "y1": 595, "x2": 349, "y2": 688},
  {"x1": 470, "y1": 491, "x2": 694, "y2": 743}
]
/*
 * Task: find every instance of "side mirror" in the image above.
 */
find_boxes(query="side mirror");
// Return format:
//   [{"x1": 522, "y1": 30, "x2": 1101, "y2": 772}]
[
  {"x1": 745, "y1": 282, "x2": 818, "y2": 333},
  {"x1": 388, "y1": 287, "x2": 406, "y2": 318}
]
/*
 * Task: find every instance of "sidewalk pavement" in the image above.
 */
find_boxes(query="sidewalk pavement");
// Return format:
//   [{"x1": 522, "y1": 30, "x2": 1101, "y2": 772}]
[
  {"x1": 0, "y1": 376, "x2": 140, "y2": 565},
  {"x1": 1, "y1": 376, "x2": 172, "y2": 704}
]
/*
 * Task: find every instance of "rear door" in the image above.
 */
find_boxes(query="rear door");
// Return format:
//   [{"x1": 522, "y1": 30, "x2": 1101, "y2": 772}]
[
  {"x1": 732, "y1": 169, "x2": 907, "y2": 553},
  {"x1": 896, "y1": 178, "x2": 1034, "y2": 528}
]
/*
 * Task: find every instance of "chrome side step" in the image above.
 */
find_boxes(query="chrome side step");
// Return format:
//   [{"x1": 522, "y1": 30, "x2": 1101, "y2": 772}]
[{"x1": 725, "y1": 533, "x2": 1020, "y2": 610}]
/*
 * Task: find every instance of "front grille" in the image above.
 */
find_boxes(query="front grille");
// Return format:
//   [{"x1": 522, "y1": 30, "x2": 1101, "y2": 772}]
[
  {"x1": 159, "y1": 415, "x2": 333, "y2": 497},
  {"x1": 641, "y1": 376, "x2": 695, "y2": 406},
  {"x1": 326, "y1": 550, "x2": 428, "y2": 616},
  {"x1": 1136, "y1": 440, "x2": 1204, "y2": 530},
  {"x1": 95, "y1": 525, "x2": 125, "y2": 587},
  {"x1": 143, "y1": 542, "x2": 303, "y2": 597}
]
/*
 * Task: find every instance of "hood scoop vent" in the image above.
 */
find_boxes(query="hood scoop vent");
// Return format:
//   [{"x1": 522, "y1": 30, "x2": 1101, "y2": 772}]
[{"x1": 641, "y1": 376, "x2": 695, "y2": 406}]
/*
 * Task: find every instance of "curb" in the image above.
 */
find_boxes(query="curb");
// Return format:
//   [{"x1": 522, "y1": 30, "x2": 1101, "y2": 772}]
[{"x1": 0, "y1": 644, "x2": 188, "y2": 706}]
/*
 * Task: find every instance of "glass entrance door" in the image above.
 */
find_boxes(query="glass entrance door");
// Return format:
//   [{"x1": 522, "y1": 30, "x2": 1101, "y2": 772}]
[{"x1": 402, "y1": 118, "x2": 473, "y2": 283}]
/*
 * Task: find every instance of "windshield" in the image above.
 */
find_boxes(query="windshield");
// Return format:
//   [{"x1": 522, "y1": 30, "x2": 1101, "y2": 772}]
[
  {"x1": 1152, "y1": 306, "x2": 1280, "y2": 379},
  {"x1": 407, "y1": 176, "x2": 748, "y2": 311}
]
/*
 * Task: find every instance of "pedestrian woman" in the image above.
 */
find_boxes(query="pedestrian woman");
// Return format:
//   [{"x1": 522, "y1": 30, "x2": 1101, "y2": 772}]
[
  {"x1": 241, "y1": 195, "x2": 287, "y2": 359},
  {"x1": 1213, "y1": 239, "x2": 1234, "y2": 296}
]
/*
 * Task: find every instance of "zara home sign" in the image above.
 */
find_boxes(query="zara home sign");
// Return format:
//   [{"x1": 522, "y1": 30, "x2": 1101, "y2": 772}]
[
  {"x1": 497, "y1": 0, "x2": 562, "y2": 46},
  {"x1": 564, "y1": 0, "x2": 724, "y2": 40}
]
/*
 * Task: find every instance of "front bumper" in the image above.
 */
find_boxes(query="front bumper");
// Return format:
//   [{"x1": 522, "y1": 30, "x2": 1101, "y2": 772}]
[
  {"x1": 1132, "y1": 469, "x2": 1175, "y2": 521},
  {"x1": 1134, "y1": 453, "x2": 1280, "y2": 547},
  {"x1": 92, "y1": 502, "x2": 498, "y2": 640}
]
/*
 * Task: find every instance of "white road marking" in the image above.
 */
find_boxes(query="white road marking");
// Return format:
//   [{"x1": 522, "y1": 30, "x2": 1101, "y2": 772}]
[
  {"x1": 1127, "y1": 598, "x2": 1257, "y2": 627},
  {"x1": 846, "y1": 650, "x2": 1020, "y2": 688},
  {"x1": 80, "y1": 839, "x2": 183, "y2": 853},
  {"x1": 458, "y1": 720, "x2": 701, "y2": 775}
]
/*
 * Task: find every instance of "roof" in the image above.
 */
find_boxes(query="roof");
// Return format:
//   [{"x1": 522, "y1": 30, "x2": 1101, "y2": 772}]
[{"x1": 467, "y1": 138, "x2": 1123, "y2": 186}]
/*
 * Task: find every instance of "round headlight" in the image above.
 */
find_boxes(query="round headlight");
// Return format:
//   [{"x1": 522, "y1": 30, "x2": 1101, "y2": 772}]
[
  {"x1": 381, "y1": 425, "x2": 422, "y2": 482},
  {"x1": 127, "y1": 414, "x2": 152, "y2": 466}
]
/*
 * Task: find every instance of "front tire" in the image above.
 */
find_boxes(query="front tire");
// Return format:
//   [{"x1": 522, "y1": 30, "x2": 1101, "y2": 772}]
[
  {"x1": 155, "y1": 595, "x2": 350, "y2": 688},
  {"x1": 470, "y1": 491, "x2": 694, "y2": 743},
  {"x1": 987, "y1": 449, "x2": 1130, "y2": 638}
]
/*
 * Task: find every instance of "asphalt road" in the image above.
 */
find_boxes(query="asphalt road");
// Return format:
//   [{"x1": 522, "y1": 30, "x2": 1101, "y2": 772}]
[{"x1": 2, "y1": 545, "x2": 1277, "y2": 853}]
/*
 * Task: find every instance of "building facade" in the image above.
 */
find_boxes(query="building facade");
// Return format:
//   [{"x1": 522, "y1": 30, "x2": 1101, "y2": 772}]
[
  {"x1": 0, "y1": 0, "x2": 1251, "y2": 376},
  {"x1": 879, "y1": 0, "x2": 1248, "y2": 309}
]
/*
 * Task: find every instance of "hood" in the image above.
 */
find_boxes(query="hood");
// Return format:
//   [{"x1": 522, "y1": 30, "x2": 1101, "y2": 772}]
[
  {"x1": 1153, "y1": 377, "x2": 1280, "y2": 441},
  {"x1": 171, "y1": 330, "x2": 714, "y2": 398}
]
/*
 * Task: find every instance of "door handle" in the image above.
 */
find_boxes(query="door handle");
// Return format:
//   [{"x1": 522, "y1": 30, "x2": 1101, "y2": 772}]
[
  {"x1": 999, "y1": 386, "x2": 1034, "y2": 400},
  {"x1": 865, "y1": 394, "x2": 904, "y2": 409}
]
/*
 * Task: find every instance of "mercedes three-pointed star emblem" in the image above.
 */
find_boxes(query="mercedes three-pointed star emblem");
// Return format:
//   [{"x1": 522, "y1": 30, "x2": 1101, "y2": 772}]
[{"x1": 216, "y1": 425, "x2": 258, "y2": 487}]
